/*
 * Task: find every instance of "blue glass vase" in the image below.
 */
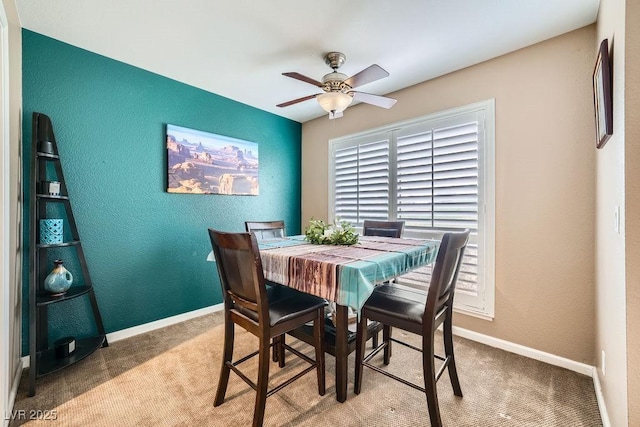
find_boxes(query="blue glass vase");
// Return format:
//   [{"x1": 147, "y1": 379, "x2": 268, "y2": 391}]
[{"x1": 44, "y1": 260, "x2": 73, "y2": 295}]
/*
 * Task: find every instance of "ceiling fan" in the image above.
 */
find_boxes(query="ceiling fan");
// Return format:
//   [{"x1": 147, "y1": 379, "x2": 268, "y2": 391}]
[{"x1": 277, "y1": 52, "x2": 397, "y2": 119}]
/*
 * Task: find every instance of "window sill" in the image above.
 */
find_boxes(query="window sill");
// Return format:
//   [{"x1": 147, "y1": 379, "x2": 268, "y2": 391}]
[{"x1": 453, "y1": 306, "x2": 494, "y2": 321}]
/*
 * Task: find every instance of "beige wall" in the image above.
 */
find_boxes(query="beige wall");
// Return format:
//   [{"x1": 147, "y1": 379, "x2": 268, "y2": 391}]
[
  {"x1": 625, "y1": 0, "x2": 639, "y2": 424},
  {"x1": 3, "y1": 0, "x2": 22, "y2": 409},
  {"x1": 594, "y1": 0, "x2": 629, "y2": 425},
  {"x1": 302, "y1": 26, "x2": 597, "y2": 364}
]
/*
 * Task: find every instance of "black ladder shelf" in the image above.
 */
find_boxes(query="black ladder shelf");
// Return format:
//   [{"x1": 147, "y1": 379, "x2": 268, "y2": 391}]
[{"x1": 28, "y1": 112, "x2": 108, "y2": 396}]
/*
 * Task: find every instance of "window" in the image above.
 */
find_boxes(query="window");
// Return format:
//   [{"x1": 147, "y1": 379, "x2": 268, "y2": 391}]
[{"x1": 329, "y1": 100, "x2": 495, "y2": 318}]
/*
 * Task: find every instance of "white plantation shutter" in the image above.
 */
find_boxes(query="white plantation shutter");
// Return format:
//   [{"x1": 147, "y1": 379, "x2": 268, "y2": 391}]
[
  {"x1": 396, "y1": 119, "x2": 479, "y2": 231},
  {"x1": 394, "y1": 116, "x2": 481, "y2": 309},
  {"x1": 334, "y1": 138, "x2": 390, "y2": 225},
  {"x1": 329, "y1": 100, "x2": 495, "y2": 318},
  {"x1": 334, "y1": 145, "x2": 359, "y2": 224}
]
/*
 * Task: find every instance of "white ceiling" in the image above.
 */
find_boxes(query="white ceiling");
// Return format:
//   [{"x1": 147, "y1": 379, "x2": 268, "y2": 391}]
[{"x1": 16, "y1": 0, "x2": 600, "y2": 123}]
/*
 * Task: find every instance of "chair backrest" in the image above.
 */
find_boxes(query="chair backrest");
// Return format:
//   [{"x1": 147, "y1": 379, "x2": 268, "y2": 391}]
[
  {"x1": 208, "y1": 228, "x2": 268, "y2": 321},
  {"x1": 424, "y1": 229, "x2": 470, "y2": 329},
  {"x1": 245, "y1": 220, "x2": 285, "y2": 240},
  {"x1": 362, "y1": 220, "x2": 405, "y2": 238}
]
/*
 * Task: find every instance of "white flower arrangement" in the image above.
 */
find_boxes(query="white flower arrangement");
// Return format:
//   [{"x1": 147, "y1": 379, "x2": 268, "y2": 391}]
[{"x1": 304, "y1": 218, "x2": 359, "y2": 245}]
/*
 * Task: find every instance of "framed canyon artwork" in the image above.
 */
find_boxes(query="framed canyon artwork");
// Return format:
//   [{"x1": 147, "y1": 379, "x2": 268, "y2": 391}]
[{"x1": 166, "y1": 124, "x2": 259, "y2": 195}]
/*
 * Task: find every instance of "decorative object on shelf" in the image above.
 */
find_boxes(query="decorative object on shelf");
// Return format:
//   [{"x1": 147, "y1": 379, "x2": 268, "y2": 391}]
[
  {"x1": 305, "y1": 218, "x2": 358, "y2": 245},
  {"x1": 44, "y1": 259, "x2": 74, "y2": 295},
  {"x1": 37, "y1": 139, "x2": 54, "y2": 155},
  {"x1": 54, "y1": 336, "x2": 76, "y2": 359},
  {"x1": 37, "y1": 118, "x2": 55, "y2": 154},
  {"x1": 593, "y1": 38, "x2": 613, "y2": 149},
  {"x1": 41, "y1": 181, "x2": 61, "y2": 196},
  {"x1": 166, "y1": 124, "x2": 259, "y2": 195},
  {"x1": 39, "y1": 219, "x2": 63, "y2": 244}
]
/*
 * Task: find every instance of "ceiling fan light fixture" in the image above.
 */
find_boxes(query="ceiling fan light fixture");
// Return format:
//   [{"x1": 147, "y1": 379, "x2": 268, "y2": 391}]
[
  {"x1": 279, "y1": 51, "x2": 394, "y2": 116},
  {"x1": 317, "y1": 92, "x2": 353, "y2": 114}
]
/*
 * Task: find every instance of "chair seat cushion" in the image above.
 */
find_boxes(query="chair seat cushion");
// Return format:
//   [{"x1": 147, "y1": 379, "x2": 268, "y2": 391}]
[
  {"x1": 237, "y1": 285, "x2": 327, "y2": 326},
  {"x1": 268, "y1": 287, "x2": 327, "y2": 327},
  {"x1": 364, "y1": 283, "x2": 427, "y2": 325}
]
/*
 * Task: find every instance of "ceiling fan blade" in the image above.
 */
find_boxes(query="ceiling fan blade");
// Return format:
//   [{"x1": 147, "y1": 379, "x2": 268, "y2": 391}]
[
  {"x1": 344, "y1": 64, "x2": 389, "y2": 89},
  {"x1": 276, "y1": 94, "x2": 319, "y2": 108},
  {"x1": 282, "y1": 72, "x2": 324, "y2": 87},
  {"x1": 351, "y1": 91, "x2": 397, "y2": 109}
]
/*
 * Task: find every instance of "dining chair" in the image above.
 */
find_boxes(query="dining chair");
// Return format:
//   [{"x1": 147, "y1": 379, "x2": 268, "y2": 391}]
[
  {"x1": 354, "y1": 229, "x2": 470, "y2": 427},
  {"x1": 245, "y1": 220, "x2": 285, "y2": 239},
  {"x1": 245, "y1": 220, "x2": 287, "y2": 362},
  {"x1": 362, "y1": 219, "x2": 405, "y2": 347},
  {"x1": 362, "y1": 220, "x2": 405, "y2": 238},
  {"x1": 208, "y1": 228, "x2": 327, "y2": 427}
]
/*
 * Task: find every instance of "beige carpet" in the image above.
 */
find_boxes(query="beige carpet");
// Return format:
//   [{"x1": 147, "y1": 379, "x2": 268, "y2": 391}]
[{"x1": 10, "y1": 312, "x2": 602, "y2": 426}]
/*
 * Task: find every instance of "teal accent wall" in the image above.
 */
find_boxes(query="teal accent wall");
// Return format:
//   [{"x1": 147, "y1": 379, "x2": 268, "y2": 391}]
[{"x1": 21, "y1": 30, "x2": 302, "y2": 354}]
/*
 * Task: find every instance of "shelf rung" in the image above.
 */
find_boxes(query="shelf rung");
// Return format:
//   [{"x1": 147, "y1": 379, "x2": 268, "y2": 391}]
[
  {"x1": 36, "y1": 285, "x2": 93, "y2": 306},
  {"x1": 36, "y1": 194, "x2": 69, "y2": 202},
  {"x1": 36, "y1": 152, "x2": 60, "y2": 160},
  {"x1": 36, "y1": 240, "x2": 81, "y2": 249}
]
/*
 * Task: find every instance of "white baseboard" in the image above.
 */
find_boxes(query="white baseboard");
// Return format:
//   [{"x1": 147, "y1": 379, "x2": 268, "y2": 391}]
[
  {"x1": 21, "y1": 303, "x2": 224, "y2": 368},
  {"x1": 451, "y1": 326, "x2": 594, "y2": 376},
  {"x1": 591, "y1": 367, "x2": 611, "y2": 427},
  {"x1": 105, "y1": 303, "x2": 223, "y2": 343},
  {"x1": 21, "y1": 307, "x2": 591, "y2": 376}
]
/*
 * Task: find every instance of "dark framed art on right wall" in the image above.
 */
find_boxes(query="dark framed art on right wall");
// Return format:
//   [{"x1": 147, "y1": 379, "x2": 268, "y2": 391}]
[{"x1": 593, "y1": 38, "x2": 613, "y2": 149}]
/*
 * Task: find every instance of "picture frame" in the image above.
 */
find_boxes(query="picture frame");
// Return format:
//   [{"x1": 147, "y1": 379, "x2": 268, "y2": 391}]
[
  {"x1": 166, "y1": 124, "x2": 259, "y2": 195},
  {"x1": 593, "y1": 39, "x2": 613, "y2": 149}
]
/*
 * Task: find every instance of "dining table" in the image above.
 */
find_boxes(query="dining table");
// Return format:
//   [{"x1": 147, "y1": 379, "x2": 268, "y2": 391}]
[
  {"x1": 253, "y1": 234, "x2": 440, "y2": 402},
  {"x1": 207, "y1": 233, "x2": 439, "y2": 401}
]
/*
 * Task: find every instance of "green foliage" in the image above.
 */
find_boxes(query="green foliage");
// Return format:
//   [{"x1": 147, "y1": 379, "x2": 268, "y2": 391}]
[{"x1": 305, "y1": 218, "x2": 359, "y2": 245}]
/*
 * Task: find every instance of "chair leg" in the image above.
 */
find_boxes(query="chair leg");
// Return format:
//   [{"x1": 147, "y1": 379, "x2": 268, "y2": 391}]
[
  {"x1": 313, "y1": 307, "x2": 326, "y2": 395},
  {"x1": 214, "y1": 317, "x2": 235, "y2": 406},
  {"x1": 372, "y1": 327, "x2": 378, "y2": 348},
  {"x1": 354, "y1": 311, "x2": 368, "y2": 394},
  {"x1": 272, "y1": 337, "x2": 279, "y2": 362},
  {"x1": 423, "y1": 332, "x2": 442, "y2": 427},
  {"x1": 252, "y1": 336, "x2": 271, "y2": 427},
  {"x1": 444, "y1": 316, "x2": 463, "y2": 397},
  {"x1": 278, "y1": 333, "x2": 286, "y2": 368},
  {"x1": 383, "y1": 325, "x2": 392, "y2": 365}
]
